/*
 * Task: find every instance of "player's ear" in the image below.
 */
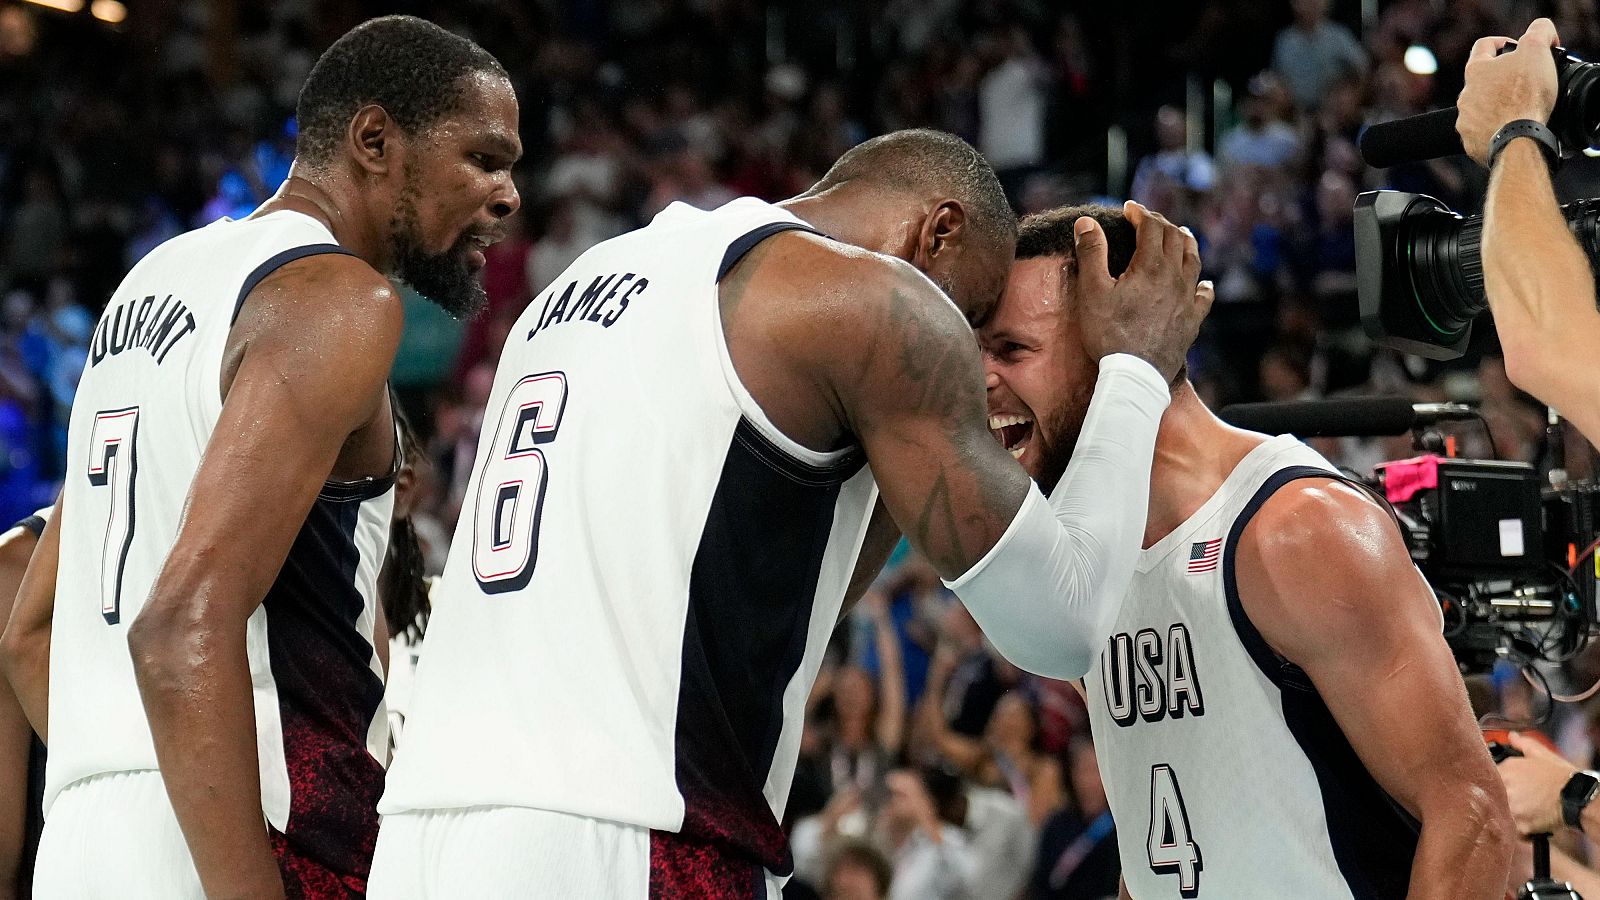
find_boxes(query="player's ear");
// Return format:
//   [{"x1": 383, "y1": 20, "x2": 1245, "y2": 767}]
[
  {"x1": 913, "y1": 199, "x2": 967, "y2": 268},
  {"x1": 348, "y1": 104, "x2": 397, "y2": 176}
]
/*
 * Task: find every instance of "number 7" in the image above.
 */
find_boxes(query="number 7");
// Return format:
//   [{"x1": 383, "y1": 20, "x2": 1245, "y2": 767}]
[{"x1": 88, "y1": 406, "x2": 140, "y2": 624}]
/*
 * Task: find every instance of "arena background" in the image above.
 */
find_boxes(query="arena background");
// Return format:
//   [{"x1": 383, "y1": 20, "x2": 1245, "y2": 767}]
[{"x1": 5, "y1": 1, "x2": 1600, "y2": 897}]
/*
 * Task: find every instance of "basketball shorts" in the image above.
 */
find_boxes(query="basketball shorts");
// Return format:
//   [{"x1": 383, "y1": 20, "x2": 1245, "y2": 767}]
[
  {"x1": 32, "y1": 770, "x2": 204, "y2": 900},
  {"x1": 33, "y1": 768, "x2": 373, "y2": 899},
  {"x1": 369, "y1": 806, "x2": 785, "y2": 899}
]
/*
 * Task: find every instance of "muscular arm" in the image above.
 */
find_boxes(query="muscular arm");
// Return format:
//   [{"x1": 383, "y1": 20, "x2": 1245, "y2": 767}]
[
  {"x1": 840, "y1": 501, "x2": 901, "y2": 617},
  {"x1": 127, "y1": 256, "x2": 401, "y2": 900},
  {"x1": 1236, "y1": 481, "x2": 1513, "y2": 900},
  {"x1": 1455, "y1": 20, "x2": 1600, "y2": 441},
  {"x1": 0, "y1": 496, "x2": 61, "y2": 740},
  {"x1": 1482, "y1": 140, "x2": 1600, "y2": 441},
  {"x1": 0, "y1": 516, "x2": 45, "y2": 900}
]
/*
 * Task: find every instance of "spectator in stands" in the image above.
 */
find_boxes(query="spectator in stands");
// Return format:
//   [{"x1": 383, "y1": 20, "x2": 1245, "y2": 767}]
[
  {"x1": 823, "y1": 839, "x2": 894, "y2": 900},
  {"x1": 1130, "y1": 105, "x2": 1214, "y2": 228},
  {"x1": 920, "y1": 682, "x2": 1063, "y2": 828},
  {"x1": 878, "y1": 766, "x2": 979, "y2": 900},
  {"x1": 1218, "y1": 72, "x2": 1301, "y2": 171},
  {"x1": 1030, "y1": 737, "x2": 1119, "y2": 900},
  {"x1": 1, "y1": 168, "x2": 64, "y2": 291},
  {"x1": 826, "y1": 593, "x2": 908, "y2": 800},
  {"x1": 978, "y1": 24, "x2": 1049, "y2": 200},
  {"x1": 1271, "y1": 0, "x2": 1368, "y2": 112}
]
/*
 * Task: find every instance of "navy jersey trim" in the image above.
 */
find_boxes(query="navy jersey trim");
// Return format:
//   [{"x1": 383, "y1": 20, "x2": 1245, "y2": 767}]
[
  {"x1": 1222, "y1": 465, "x2": 1419, "y2": 899},
  {"x1": 671, "y1": 420, "x2": 852, "y2": 876},
  {"x1": 14, "y1": 513, "x2": 47, "y2": 539},
  {"x1": 232, "y1": 243, "x2": 358, "y2": 325},
  {"x1": 317, "y1": 390, "x2": 402, "y2": 503},
  {"x1": 1221, "y1": 465, "x2": 1331, "y2": 687},
  {"x1": 261, "y1": 493, "x2": 385, "y2": 885},
  {"x1": 717, "y1": 222, "x2": 820, "y2": 283},
  {"x1": 732, "y1": 418, "x2": 866, "y2": 486}
]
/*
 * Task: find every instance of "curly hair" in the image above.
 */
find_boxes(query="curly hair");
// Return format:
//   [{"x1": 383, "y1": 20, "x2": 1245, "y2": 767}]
[
  {"x1": 295, "y1": 15, "x2": 507, "y2": 167},
  {"x1": 1015, "y1": 204, "x2": 1135, "y2": 277}
]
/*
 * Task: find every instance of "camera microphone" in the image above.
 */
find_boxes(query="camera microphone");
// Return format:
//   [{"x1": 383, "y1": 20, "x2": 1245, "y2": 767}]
[
  {"x1": 1359, "y1": 43, "x2": 1600, "y2": 169},
  {"x1": 1358, "y1": 108, "x2": 1463, "y2": 169},
  {"x1": 1218, "y1": 397, "x2": 1477, "y2": 438}
]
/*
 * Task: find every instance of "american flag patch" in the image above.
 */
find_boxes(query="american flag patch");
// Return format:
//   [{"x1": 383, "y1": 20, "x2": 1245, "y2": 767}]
[{"x1": 1187, "y1": 538, "x2": 1222, "y2": 574}]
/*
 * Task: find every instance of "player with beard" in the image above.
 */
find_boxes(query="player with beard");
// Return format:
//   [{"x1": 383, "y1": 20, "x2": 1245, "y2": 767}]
[
  {"x1": 0, "y1": 16, "x2": 519, "y2": 900},
  {"x1": 979, "y1": 205, "x2": 1512, "y2": 899}
]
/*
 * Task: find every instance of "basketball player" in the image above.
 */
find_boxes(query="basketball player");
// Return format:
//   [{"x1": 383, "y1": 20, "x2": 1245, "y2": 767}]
[
  {"x1": 0, "y1": 16, "x2": 519, "y2": 899},
  {"x1": 374, "y1": 131, "x2": 1210, "y2": 897},
  {"x1": 980, "y1": 205, "x2": 1513, "y2": 898},
  {"x1": 0, "y1": 504, "x2": 51, "y2": 899}
]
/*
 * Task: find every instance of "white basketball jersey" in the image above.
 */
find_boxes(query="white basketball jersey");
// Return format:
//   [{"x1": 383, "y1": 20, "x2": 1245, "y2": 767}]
[
  {"x1": 381, "y1": 198, "x2": 880, "y2": 875},
  {"x1": 1085, "y1": 435, "x2": 1419, "y2": 899},
  {"x1": 51, "y1": 211, "x2": 393, "y2": 850}
]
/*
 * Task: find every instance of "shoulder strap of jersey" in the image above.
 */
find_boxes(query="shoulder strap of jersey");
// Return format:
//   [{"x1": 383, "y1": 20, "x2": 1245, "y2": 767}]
[{"x1": 1222, "y1": 464, "x2": 1405, "y2": 690}]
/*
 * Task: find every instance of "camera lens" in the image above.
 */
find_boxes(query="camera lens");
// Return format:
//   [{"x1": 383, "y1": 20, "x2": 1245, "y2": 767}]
[
  {"x1": 1405, "y1": 208, "x2": 1485, "y2": 338},
  {"x1": 1556, "y1": 54, "x2": 1600, "y2": 152}
]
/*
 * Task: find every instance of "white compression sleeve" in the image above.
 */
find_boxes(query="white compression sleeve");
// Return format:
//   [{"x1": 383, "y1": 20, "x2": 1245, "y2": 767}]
[{"x1": 943, "y1": 353, "x2": 1170, "y2": 679}]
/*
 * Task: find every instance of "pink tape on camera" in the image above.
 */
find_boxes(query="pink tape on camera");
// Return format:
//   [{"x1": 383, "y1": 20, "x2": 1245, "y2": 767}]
[{"x1": 1378, "y1": 455, "x2": 1439, "y2": 504}]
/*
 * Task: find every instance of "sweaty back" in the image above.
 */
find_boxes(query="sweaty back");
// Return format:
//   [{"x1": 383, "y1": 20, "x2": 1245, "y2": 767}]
[{"x1": 380, "y1": 198, "x2": 882, "y2": 874}]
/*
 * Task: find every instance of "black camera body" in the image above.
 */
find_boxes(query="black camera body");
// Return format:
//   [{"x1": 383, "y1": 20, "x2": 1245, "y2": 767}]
[{"x1": 1366, "y1": 456, "x2": 1599, "y2": 671}]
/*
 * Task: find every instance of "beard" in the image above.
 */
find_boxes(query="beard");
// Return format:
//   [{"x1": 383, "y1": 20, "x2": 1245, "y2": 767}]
[
  {"x1": 389, "y1": 180, "x2": 488, "y2": 320},
  {"x1": 1032, "y1": 386, "x2": 1093, "y2": 495}
]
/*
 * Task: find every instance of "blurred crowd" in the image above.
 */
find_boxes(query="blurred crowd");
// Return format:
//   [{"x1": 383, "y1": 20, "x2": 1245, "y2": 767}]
[{"x1": 7, "y1": 0, "x2": 1600, "y2": 896}]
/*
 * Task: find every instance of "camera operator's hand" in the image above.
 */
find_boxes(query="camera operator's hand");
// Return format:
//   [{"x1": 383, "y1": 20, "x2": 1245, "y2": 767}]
[
  {"x1": 1073, "y1": 200, "x2": 1213, "y2": 382},
  {"x1": 1496, "y1": 730, "x2": 1576, "y2": 836},
  {"x1": 1455, "y1": 18, "x2": 1561, "y2": 166}
]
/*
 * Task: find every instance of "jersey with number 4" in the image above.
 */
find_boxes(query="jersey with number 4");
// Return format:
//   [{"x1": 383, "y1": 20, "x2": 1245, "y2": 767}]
[
  {"x1": 51, "y1": 210, "x2": 393, "y2": 875},
  {"x1": 380, "y1": 198, "x2": 881, "y2": 876},
  {"x1": 1084, "y1": 435, "x2": 1420, "y2": 899}
]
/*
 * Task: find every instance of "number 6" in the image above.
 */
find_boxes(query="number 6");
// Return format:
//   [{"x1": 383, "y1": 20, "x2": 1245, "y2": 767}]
[{"x1": 471, "y1": 372, "x2": 568, "y2": 593}]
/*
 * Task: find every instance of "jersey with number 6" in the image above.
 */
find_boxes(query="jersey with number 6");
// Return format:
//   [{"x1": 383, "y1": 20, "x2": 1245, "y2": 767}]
[
  {"x1": 50, "y1": 210, "x2": 393, "y2": 872},
  {"x1": 1084, "y1": 436, "x2": 1420, "y2": 899},
  {"x1": 380, "y1": 198, "x2": 880, "y2": 876}
]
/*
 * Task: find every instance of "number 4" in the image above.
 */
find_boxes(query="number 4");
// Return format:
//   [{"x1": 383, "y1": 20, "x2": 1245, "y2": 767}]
[{"x1": 1148, "y1": 763, "x2": 1203, "y2": 897}]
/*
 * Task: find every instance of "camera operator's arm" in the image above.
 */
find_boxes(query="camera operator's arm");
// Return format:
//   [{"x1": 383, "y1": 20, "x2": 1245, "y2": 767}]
[
  {"x1": 1236, "y1": 480, "x2": 1513, "y2": 900},
  {"x1": 1457, "y1": 19, "x2": 1600, "y2": 442}
]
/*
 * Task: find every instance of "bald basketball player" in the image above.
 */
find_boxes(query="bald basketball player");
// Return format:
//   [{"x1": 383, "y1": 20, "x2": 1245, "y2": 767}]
[
  {"x1": 1, "y1": 16, "x2": 520, "y2": 899},
  {"x1": 980, "y1": 205, "x2": 1512, "y2": 899},
  {"x1": 375, "y1": 131, "x2": 1210, "y2": 897}
]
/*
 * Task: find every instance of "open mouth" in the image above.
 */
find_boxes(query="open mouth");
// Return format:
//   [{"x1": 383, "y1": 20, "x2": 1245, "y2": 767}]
[{"x1": 988, "y1": 414, "x2": 1033, "y2": 460}]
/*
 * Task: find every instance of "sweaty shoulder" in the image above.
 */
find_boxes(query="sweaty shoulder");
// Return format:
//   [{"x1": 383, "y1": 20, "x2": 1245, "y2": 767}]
[
  {"x1": 240, "y1": 251, "x2": 398, "y2": 330},
  {"x1": 720, "y1": 230, "x2": 976, "y2": 446},
  {"x1": 1235, "y1": 478, "x2": 1430, "y2": 659},
  {"x1": 226, "y1": 252, "x2": 402, "y2": 397}
]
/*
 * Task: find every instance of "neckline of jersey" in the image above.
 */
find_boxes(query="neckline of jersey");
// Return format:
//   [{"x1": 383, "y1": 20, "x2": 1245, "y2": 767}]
[{"x1": 1134, "y1": 433, "x2": 1303, "y2": 572}]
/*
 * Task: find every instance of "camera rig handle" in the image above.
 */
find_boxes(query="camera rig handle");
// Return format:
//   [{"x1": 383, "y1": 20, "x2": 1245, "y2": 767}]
[{"x1": 1520, "y1": 833, "x2": 1582, "y2": 900}]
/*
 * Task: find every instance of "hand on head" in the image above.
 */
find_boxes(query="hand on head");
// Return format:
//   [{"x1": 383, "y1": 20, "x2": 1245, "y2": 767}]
[
  {"x1": 1455, "y1": 18, "x2": 1562, "y2": 166},
  {"x1": 1072, "y1": 200, "x2": 1212, "y2": 381}
]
